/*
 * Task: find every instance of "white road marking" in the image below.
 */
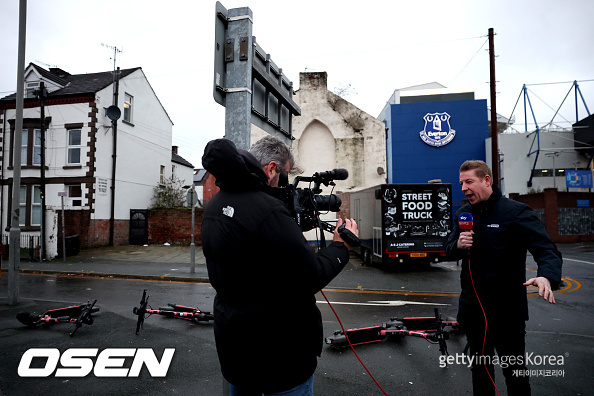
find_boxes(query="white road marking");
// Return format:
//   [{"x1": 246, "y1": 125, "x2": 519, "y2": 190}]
[
  {"x1": 563, "y1": 258, "x2": 594, "y2": 265},
  {"x1": 316, "y1": 300, "x2": 449, "y2": 307}
]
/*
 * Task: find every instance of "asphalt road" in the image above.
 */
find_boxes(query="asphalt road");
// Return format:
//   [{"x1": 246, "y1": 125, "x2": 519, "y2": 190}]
[{"x1": 0, "y1": 243, "x2": 592, "y2": 395}]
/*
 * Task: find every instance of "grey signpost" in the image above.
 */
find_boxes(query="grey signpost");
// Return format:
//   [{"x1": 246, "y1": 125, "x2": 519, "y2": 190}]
[
  {"x1": 213, "y1": 4, "x2": 302, "y2": 393},
  {"x1": 185, "y1": 187, "x2": 198, "y2": 274},
  {"x1": 213, "y1": 1, "x2": 301, "y2": 149}
]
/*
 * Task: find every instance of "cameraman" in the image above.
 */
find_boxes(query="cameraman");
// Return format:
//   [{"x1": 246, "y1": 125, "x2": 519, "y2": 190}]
[{"x1": 201, "y1": 136, "x2": 358, "y2": 395}]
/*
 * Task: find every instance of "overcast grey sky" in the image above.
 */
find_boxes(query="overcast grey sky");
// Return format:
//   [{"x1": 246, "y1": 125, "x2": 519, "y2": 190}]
[{"x1": 1, "y1": 0, "x2": 593, "y2": 167}]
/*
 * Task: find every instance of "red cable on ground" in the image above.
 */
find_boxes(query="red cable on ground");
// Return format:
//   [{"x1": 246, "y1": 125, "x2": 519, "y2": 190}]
[
  {"x1": 467, "y1": 258, "x2": 500, "y2": 396},
  {"x1": 321, "y1": 290, "x2": 389, "y2": 396}
]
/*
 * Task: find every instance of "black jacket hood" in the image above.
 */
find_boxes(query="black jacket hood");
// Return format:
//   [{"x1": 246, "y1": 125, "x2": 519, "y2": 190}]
[{"x1": 202, "y1": 138, "x2": 269, "y2": 191}]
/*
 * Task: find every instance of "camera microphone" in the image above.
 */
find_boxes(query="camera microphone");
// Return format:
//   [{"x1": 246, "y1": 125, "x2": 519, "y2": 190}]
[
  {"x1": 313, "y1": 168, "x2": 349, "y2": 181},
  {"x1": 458, "y1": 212, "x2": 473, "y2": 230}
]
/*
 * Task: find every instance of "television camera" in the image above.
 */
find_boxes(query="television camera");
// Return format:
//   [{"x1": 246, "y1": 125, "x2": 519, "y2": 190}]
[{"x1": 271, "y1": 168, "x2": 359, "y2": 248}]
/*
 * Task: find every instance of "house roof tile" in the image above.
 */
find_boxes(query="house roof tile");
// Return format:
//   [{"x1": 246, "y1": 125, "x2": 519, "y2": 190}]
[
  {"x1": 172, "y1": 152, "x2": 193, "y2": 168},
  {"x1": 0, "y1": 63, "x2": 141, "y2": 100}
]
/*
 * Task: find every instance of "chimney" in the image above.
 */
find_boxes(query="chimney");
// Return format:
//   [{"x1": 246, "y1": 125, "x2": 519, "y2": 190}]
[
  {"x1": 299, "y1": 71, "x2": 328, "y2": 91},
  {"x1": 49, "y1": 67, "x2": 70, "y2": 78},
  {"x1": 172, "y1": 146, "x2": 178, "y2": 154}
]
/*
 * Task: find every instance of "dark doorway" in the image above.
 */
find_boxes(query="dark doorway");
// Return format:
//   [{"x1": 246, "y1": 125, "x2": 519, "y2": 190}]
[{"x1": 130, "y1": 210, "x2": 148, "y2": 245}]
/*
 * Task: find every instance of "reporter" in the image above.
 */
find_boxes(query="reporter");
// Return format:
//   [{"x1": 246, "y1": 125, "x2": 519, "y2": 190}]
[
  {"x1": 201, "y1": 136, "x2": 358, "y2": 395},
  {"x1": 446, "y1": 160, "x2": 562, "y2": 396}
]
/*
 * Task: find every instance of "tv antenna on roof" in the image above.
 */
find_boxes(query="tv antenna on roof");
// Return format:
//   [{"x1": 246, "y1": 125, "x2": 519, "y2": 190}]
[
  {"x1": 101, "y1": 42, "x2": 123, "y2": 72},
  {"x1": 35, "y1": 60, "x2": 57, "y2": 69}
]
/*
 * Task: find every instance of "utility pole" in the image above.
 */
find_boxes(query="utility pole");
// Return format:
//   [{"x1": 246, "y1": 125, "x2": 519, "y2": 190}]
[
  {"x1": 190, "y1": 186, "x2": 196, "y2": 274},
  {"x1": 8, "y1": 0, "x2": 27, "y2": 305},
  {"x1": 102, "y1": 43, "x2": 122, "y2": 247},
  {"x1": 489, "y1": 28, "x2": 499, "y2": 186},
  {"x1": 37, "y1": 81, "x2": 47, "y2": 262},
  {"x1": 109, "y1": 66, "x2": 120, "y2": 247}
]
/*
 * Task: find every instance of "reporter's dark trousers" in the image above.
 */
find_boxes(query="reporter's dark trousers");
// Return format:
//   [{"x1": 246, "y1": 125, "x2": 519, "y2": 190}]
[{"x1": 458, "y1": 313, "x2": 531, "y2": 396}]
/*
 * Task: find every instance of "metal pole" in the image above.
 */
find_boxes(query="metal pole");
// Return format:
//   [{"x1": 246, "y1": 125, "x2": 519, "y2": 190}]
[
  {"x1": 8, "y1": 0, "x2": 27, "y2": 305},
  {"x1": 61, "y1": 193, "x2": 66, "y2": 262},
  {"x1": 575, "y1": 80, "x2": 578, "y2": 124},
  {"x1": 523, "y1": 85, "x2": 528, "y2": 132},
  {"x1": 488, "y1": 28, "x2": 499, "y2": 186},
  {"x1": 224, "y1": 7, "x2": 253, "y2": 150},
  {"x1": 39, "y1": 81, "x2": 46, "y2": 262},
  {"x1": 109, "y1": 67, "x2": 120, "y2": 246},
  {"x1": 190, "y1": 187, "x2": 196, "y2": 274}
]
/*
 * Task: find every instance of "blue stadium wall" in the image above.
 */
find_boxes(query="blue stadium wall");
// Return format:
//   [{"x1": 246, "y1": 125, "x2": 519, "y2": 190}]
[{"x1": 385, "y1": 99, "x2": 488, "y2": 213}]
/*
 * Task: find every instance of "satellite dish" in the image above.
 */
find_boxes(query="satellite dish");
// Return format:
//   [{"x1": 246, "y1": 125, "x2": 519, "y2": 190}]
[{"x1": 106, "y1": 105, "x2": 121, "y2": 121}]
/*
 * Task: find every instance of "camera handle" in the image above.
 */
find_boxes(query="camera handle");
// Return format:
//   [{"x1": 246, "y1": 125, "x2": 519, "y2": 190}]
[{"x1": 319, "y1": 220, "x2": 361, "y2": 248}]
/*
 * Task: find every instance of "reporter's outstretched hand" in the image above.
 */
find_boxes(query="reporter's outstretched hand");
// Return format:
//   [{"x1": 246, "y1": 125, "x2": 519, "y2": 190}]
[{"x1": 524, "y1": 276, "x2": 556, "y2": 304}]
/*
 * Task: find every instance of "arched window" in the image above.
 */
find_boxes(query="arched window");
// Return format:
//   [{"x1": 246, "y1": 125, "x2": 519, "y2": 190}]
[{"x1": 298, "y1": 120, "x2": 335, "y2": 176}]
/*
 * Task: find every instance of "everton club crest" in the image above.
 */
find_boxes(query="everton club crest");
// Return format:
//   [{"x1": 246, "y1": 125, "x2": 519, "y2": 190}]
[{"x1": 419, "y1": 112, "x2": 456, "y2": 147}]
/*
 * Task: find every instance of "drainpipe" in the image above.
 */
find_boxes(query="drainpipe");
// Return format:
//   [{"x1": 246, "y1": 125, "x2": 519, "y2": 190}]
[
  {"x1": 38, "y1": 82, "x2": 47, "y2": 261},
  {"x1": 1, "y1": 107, "x2": 6, "y2": 241}
]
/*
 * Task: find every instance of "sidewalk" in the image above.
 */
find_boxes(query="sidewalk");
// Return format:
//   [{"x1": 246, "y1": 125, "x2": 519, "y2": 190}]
[
  {"x1": 4, "y1": 242, "x2": 592, "y2": 287},
  {"x1": 6, "y1": 244, "x2": 211, "y2": 283}
]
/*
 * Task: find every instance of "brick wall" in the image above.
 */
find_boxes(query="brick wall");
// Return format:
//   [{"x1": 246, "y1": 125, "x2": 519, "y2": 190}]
[
  {"x1": 510, "y1": 188, "x2": 594, "y2": 243},
  {"x1": 58, "y1": 210, "x2": 90, "y2": 250},
  {"x1": 148, "y1": 208, "x2": 204, "y2": 245},
  {"x1": 337, "y1": 191, "x2": 351, "y2": 220},
  {"x1": 57, "y1": 208, "x2": 207, "y2": 250},
  {"x1": 58, "y1": 211, "x2": 130, "y2": 250},
  {"x1": 88, "y1": 219, "x2": 110, "y2": 247},
  {"x1": 203, "y1": 174, "x2": 219, "y2": 204}
]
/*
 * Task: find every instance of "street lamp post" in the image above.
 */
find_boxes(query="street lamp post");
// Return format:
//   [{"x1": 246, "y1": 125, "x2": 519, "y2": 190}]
[{"x1": 183, "y1": 185, "x2": 197, "y2": 274}]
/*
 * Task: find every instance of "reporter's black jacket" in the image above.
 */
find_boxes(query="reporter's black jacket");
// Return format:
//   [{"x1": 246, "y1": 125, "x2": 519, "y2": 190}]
[
  {"x1": 446, "y1": 185, "x2": 562, "y2": 320},
  {"x1": 201, "y1": 139, "x2": 350, "y2": 393}
]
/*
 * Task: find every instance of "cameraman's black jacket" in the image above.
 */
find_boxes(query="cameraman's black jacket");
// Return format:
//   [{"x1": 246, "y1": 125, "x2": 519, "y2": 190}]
[
  {"x1": 446, "y1": 186, "x2": 562, "y2": 320},
  {"x1": 201, "y1": 139, "x2": 350, "y2": 393}
]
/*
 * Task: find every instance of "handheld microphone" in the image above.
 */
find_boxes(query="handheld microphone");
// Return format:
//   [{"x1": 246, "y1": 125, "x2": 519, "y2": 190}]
[
  {"x1": 458, "y1": 212, "x2": 473, "y2": 256},
  {"x1": 458, "y1": 212, "x2": 473, "y2": 230}
]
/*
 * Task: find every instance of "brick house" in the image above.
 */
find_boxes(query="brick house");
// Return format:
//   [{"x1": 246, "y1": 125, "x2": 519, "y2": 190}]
[{"x1": 201, "y1": 171, "x2": 219, "y2": 205}]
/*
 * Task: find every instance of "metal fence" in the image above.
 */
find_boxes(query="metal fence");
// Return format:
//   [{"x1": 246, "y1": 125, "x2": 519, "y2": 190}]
[
  {"x1": 558, "y1": 208, "x2": 594, "y2": 236},
  {"x1": 1, "y1": 233, "x2": 40, "y2": 260}
]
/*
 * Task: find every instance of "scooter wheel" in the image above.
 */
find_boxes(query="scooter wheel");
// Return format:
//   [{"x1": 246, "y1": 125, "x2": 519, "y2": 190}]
[{"x1": 16, "y1": 312, "x2": 39, "y2": 327}]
